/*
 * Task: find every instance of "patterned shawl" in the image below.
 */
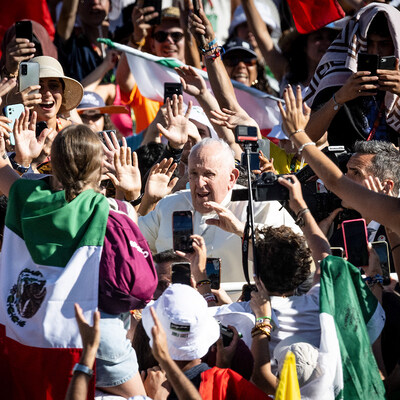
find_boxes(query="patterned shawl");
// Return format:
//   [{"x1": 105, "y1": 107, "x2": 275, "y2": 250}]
[{"x1": 304, "y1": 3, "x2": 400, "y2": 132}]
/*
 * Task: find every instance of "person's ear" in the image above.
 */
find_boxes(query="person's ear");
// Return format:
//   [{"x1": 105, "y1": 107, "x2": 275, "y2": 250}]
[
  {"x1": 228, "y1": 168, "x2": 239, "y2": 190},
  {"x1": 382, "y1": 179, "x2": 394, "y2": 195}
]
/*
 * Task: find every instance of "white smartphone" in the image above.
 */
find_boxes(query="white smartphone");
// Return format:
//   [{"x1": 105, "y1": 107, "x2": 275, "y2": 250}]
[{"x1": 19, "y1": 62, "x2": 40, "y2": 93}]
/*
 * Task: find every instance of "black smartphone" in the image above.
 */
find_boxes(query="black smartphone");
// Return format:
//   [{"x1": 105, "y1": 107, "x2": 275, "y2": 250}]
[
  {"x1": 241, "y1": 283, "x2": 257, "y2": 301},
  {"x1": 235, "y1": 125, "x2": 258, "y2": 144},
  {"x1": 143, "y1": 0, "x2": 162, "y2": 25},
  {"x1": 358, "y1": 54, "x2": 379, "y2": 74},
  {"x1": 371, "y1": 241, "x2": 391, "y2": 285},
  {"x1": 171, "y1": 262, "x2": 191, "y2": 286},
  {"x1": 35, "y1": 121, "x2": 47, "y2": 138},
  {"x1": 164, "y1": 82, "x2": 183, "y2": 104},
  {"x1": 206, "y1": 258, "x2": 221, "y2": 290},
  {"x1": 330, "y1": 247, "x2": 344, "y2": 258},
  {"x1": 342, "y1": 218, "x2": 369, "y2": 267},
  {"x1": 15, "y1": 20, "x2": 33, "y2": 42},
  {"x1": 97, "y1": 130, "x2": 116, "y2": 145},
  {"x1": 172, "y1": 210, "x2": 193, "y2": 253},
  {"x1": 220, "y1": 324, "x2": 234, "y2": 347},
  {"x1": 241, "y1": 151, "x2": 260, "y2": 171},
  {"x1": 379, "y1": 56, "x2": 397, "y2": 71}
]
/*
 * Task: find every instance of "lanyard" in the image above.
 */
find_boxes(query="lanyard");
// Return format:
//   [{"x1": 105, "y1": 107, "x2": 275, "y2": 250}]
[{"x1": 366, "y1": 101, "x2": 385, "y2": 141}]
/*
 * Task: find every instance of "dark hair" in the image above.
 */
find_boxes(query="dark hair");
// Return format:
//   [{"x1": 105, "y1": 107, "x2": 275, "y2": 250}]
[
  {"x1": 132, "y1": 320, "x2": 158, "y2": 371},
  {"x1": 255, "y1": 226, "x2": 312, "y2": 293},
  {"x1": 135, "y1": 142, "x2": 166, "y2": 181},
  {"x1": 152, "y1": 249, "x2": 186, "y2": 264},
  {"x1": 353, "y1": 140, "x2": 400, "y2": 195},
  {"x1": 51, "y1": 124, "x2": 103, "y2": 202}
]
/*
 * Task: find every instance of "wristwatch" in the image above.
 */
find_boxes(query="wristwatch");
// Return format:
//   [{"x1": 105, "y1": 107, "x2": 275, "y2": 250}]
[{"x1": 72, "y1": 363, "x2": 94, "y2": 377}]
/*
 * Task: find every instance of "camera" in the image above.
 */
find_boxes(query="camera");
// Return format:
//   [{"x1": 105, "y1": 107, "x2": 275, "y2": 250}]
[{"x1": 21, "y1": 64, "x2": 27, "y2": 75}]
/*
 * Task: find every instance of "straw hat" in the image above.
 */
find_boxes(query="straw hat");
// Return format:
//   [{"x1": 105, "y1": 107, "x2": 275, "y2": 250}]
[{"x1": 30, "y1": 56, "x2": 84, "y2": 113}]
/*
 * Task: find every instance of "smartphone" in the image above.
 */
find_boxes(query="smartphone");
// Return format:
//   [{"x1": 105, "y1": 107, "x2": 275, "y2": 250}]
[
  {"x1": 241, "y1": 151, "x2": 260, "y2": 171},
  {"x1": 15, "y1": 20, "x2": 33, "y2": 42},
  {"x1": 241, "y1": 283, "x2": 257, "y2": 301},
  {"x1": 164, "y1": 83, "x2": 183, "y2": 104},
  {"x1": 97, "y1": 130, "x2": 116, "y2": 145},
  {"x1": 206, "y1": 258, "x2": 221, "y2": 290},
  {"x1": 330, "y1": 247, "x2": 344, "y2": 258},
  {"x1": 342, "y1": 218, "x2": 369, "y2": 267},
  {"x1": 235, "y1": 125, "x2": 258, "y2": 144},
  {"x1": 379, "y1": 56, "x2": 397, "y2": 71},
  {"x1": 143, "y1": 0, "x2": 162, "y2": 25},
  {"x1": 172, "y1": 210, "x2": 193, "y2": 253},
  {"x1": 19, "y1": 62, "x2": 39, "y2": 93},
  {"x1": 3, "y1": 103, "x2": 25, "y2": 146},
  {"x1": 371, "y1": 241, "x2": 391, "y2": 285},
  {"x1": 171, "y1": 262, "x2": 191, "y2": 286},
  {"x1": 220, "y1": 324, "x2": 234, "y2": 347},
  {"x1": 35, "y1": 121, "x2": 47, "y2": 137},
  {"x1": 358, "y1": 54, "x2": 379, "y2": 74}
]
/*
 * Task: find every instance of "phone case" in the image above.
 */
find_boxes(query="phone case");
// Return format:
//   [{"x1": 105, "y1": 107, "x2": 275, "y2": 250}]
[
  {"x1": 3, "y1": 103, "x2": 25, "y2": 146},
  {"x1": 342, "y1": 218, "x2": 369, "y2": 267},
  {"x1": 19, "y1": 62, "x2": 40, "y2": 93}
]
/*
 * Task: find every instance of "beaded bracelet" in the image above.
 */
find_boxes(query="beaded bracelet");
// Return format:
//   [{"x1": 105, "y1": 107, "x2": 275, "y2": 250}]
[
  {"x1": 364, "y1": 274, "x2": 384, "y2": 287},
  {"x1": 196, "y1": 279, "x2": 211, "y2": 288},
  {"x1": 251, "y1": 324, "x2": 271, "y2": 340}
]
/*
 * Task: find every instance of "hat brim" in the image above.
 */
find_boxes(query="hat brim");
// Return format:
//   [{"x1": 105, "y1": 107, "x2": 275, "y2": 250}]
[
  {"x1": 60, "y1": 77, "x2": 84, "y2": 113},
  {"x1": 223, "y1": 47, "x2": 257, "y2": 59},
  {"x1": 77, "y1": 105, "x2": 130, "y2": 115}
]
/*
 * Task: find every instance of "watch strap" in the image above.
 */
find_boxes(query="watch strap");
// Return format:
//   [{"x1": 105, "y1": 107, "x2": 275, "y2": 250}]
[{"x1": 72, "y1": 363, "x2": 94, "y2": 377}]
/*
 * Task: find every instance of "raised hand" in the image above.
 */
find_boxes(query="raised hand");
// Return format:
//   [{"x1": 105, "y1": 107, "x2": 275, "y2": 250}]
[
  {"x1": 253, "y1": 150, "x2": 276, "y2": 175},
  {"x1": 364, "y1": 175, "x2": 394, "y2": 197},
  {"x1": 131, "y1": 0, "x2": 159, "y2": 43},
  {"x1": 157, "y1": 95, "x2": 192, "y2": 149},
  {"x1": 377, "y1": 59, "x2": 400, "y2": 95},
  {"x1": 176, "y1": 234, "x2": 208, "y2": 283},
  {"x1": 14, "y1": 108, "x2": 53, "y2": 166},
  {"x1": 210, "y1": 107, "x2": 259, "y2": 132},
  {"x1": 145, "y1": 158, "x2": 178, "y2": 202},
  {"x1": 278, "y1": 85, "x2": 311, "y2": 138},
  {"x1": 74, "y1": 303, "x2": 100, "y2": 363},
  {"x1": 277, "y1": 174, "x2": 308, "y2": 215},
  {"x1": 204, "y1": 201, "x2": 245, "y2": 237},
  {"x1": 106, "y1": 143, "x2": 141, "y2": 202},
  {"x1": 6, "y1": 85, "x2": 42, "y2": 108},
  {"x1": 189, "y1": 4, "x2": 215, "y2": 44},
  {"x1": 175, "y1": 66, "x2": 207, "y2": 97},
  {"x1": 150, "y1": 307, "x2": 171, "y2": 364},
  {"x1": 5, "y1": 38, "x2": 36, "y2": 76},
  {"x1": 0, "y1": 77, "x2": 17, "y2": 107},
  {"x1": 250, "y1": 276, "x2": 271, "y2": 318},
  {"x1": 102, "y1": 130, "x2": 120, "y2": 171}
]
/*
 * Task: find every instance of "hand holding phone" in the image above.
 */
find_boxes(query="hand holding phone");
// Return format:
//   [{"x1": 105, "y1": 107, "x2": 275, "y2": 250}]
[
  {"x1": 15, "y1": 20, "x2": 33, "y2": 42},
  {"x1": 342, "y1": 218, "x2": 369, "y2": 267},
  {"x1": 172, "y1": 210, "x2": 194, "y2": 253},
  {"x1": 3, "y1": 104, "x2": 25, "y2": 146}
]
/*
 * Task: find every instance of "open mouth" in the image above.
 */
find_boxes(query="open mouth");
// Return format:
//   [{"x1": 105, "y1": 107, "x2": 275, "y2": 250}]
[
  {"x1": 197, "y1": 192, "x2": 210, "y2": 199},
  {"x1": 39, "y1": 102, "x2": 55, "y2": 111}
]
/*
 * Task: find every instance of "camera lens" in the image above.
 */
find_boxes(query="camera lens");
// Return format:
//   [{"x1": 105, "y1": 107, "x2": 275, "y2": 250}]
[{"x1": 22, "y1": 64, "x2": 27, "y2": 75}]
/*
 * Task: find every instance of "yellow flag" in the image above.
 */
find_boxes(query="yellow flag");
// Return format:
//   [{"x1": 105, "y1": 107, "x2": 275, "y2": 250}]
[{"x1": 275, "y1": 351, "x2": 301, "y2": 400}]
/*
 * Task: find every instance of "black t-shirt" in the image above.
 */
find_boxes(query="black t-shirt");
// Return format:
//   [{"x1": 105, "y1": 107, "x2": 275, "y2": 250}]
[{"x1": 312, "y1": 87, "x2": 399, "y2": 151}]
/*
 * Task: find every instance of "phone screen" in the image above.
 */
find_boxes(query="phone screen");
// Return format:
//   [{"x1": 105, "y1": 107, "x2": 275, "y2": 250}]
[
  {"x1": 206, "y1": 258, "x2": 221, "y2": 290},
  {"x1": 15, "y1": 20, "x2": 33, "y2": 42},
  {"x1": 164, "y1": 83, "x2": 182, "y2": 104},
  {"x1": 172, "y1": 211, "x2": 193, "y2": 253},
  {"x1": 342, "y1": 219, "x2": 369, "y2": 267},
  {"x1": 171, "y1": 263, "x2": 191, "y2": 286},
  {"x1": 371, "y1": 241, "x2": 391, "y2": 285}
]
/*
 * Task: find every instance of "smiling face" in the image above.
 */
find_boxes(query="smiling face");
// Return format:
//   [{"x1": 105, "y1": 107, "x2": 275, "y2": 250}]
[
  {"x1": 188, "y1": 143, "x2": 238, "y2": 213},
  {"x1": 151, "y1": 21, "x2": 185, "y2": 62},
  {"x1": 33, "y1": 78, "x2": 64, "y2": 122},
  {"x1": 223, "y1": 51, "x2": 258, "y2": 87}
]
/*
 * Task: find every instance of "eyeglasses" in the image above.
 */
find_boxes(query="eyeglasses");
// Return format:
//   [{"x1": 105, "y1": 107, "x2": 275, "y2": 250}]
[
  {"x1": 153, "y1": 31, "x2": 184, "y2": 43},
  {"x1": 223, "y1": 57, "x2": 257, "y2": 68},
  {"x1": 80, "y1": 113, "x2": 103, "y2": 121}
]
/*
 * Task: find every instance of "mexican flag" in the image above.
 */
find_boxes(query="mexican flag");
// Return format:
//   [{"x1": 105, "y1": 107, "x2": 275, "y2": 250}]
[
  {"x1": 99, "y1": 38, "x2": 281, "y2": 138},
  {"x1": 0, "y1": 179, "x2": 109, "y2": 400},
  {"x1": 300, "y1": 256, "x2": 386, "y2": 399}
]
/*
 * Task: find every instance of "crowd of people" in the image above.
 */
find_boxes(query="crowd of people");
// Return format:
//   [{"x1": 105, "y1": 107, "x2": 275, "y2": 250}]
[{"x1": 0, "y1": 0, "x2": 400, "y2": 399}]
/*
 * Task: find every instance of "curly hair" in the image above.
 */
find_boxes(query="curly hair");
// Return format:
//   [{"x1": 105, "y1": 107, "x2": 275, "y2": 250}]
[{"x1": 255, "y1": 226, "x2": 312, "y2": 293}]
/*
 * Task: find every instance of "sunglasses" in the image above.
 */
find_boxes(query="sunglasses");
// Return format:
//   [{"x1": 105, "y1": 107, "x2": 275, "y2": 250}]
[
  {"x1": 153, "y1": 31, "x2": 184, "y2": 43},
  {"x1": 223, "y1": 57, "x2": 257, "y2": 68},
  {"x1": 80, "y1": 113, "x2": 104, "y2": 121}
]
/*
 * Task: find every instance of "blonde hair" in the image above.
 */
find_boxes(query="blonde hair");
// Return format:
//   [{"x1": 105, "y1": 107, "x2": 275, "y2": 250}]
[{"x1": 51, "y1": 124, "x2": 103, "y2": 202}]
